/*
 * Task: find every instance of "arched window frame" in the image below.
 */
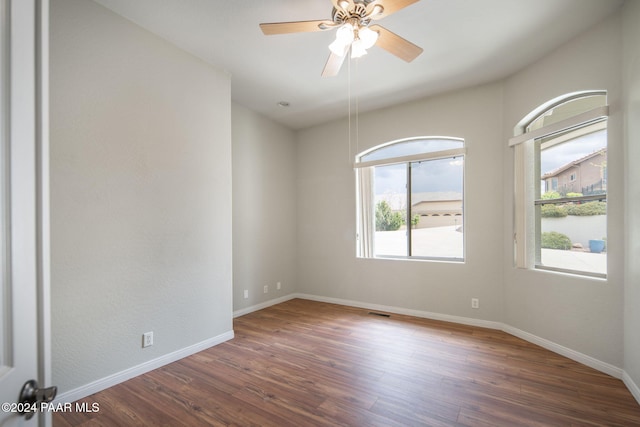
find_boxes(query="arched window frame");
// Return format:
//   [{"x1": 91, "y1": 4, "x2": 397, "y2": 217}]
[
  {"x1": 510, "y1": 91, "x2": 608, "y2": 278},
  {"x1": 354, "y1": 136, "x2": 466, "y2": 261}
]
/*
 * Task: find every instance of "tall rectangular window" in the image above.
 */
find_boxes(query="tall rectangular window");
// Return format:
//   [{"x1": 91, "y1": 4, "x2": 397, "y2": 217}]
[{"x1": 512, "y1": 92, "x2": 608, "y2": 278}]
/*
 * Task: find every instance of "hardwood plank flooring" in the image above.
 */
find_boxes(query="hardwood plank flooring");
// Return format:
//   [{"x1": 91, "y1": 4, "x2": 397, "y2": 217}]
[{"x1": 55, "y1": 299, "x2": 640, "y2": 426}]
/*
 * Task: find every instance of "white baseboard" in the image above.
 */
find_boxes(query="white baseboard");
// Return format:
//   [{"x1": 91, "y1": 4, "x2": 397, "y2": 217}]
[
  {"x1": 55, "y1": 330, "x2": 234, "y2": 404},
  {"x1": 233, "y1": 294, "x2": 297, "y2": 318},
  {"x1": 294, "y1": 293, "x2": 504, "y2": 330},
  {"x1": 502, "y1": 324, "x2": 623, "y2": 379},
  {"x1": 623, "y1": 371, "x2": 640, "y2": 405}
]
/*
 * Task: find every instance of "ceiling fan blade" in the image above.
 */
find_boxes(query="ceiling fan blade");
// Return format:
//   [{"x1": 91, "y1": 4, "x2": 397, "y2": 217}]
[
  {"x1": 260, "y1": 20, "x2": 335, "y2": 35},
  {"x1": 322, "y1": 52, "x2": 347, "y2": 77},
  {"x1": 367, "y1": 0, "x2": 420, "y2": 20},
  {"x1": 370, "y1": 25, "x2": 423, "y2": 62}
]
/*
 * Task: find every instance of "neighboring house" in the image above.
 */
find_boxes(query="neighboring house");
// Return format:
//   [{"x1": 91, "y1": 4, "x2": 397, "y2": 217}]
[
  {"x1": 542, "y1": 149, "x2": 607, "y2": 195},
  {"x1": 375, "y1": 192, "x2": 463, "y2": 229},
  {"x1": 412, "y1": 192, "x2": 463, "y2": 229}
]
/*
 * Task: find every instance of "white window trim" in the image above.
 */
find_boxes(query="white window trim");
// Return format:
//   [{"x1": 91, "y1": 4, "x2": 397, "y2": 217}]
[
  {"x1": 509, "y1": 106, "x2": 608, "y2": 147},
  {"x1": 354, "y1": 147, "x2": 466, "y2": 169},
  {"x1": 356, "y1": 167, "x2": 374, "y2": 258}
]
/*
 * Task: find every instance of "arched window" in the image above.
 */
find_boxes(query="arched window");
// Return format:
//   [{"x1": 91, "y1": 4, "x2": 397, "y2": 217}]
[
  {"x1": 355, "y1": 137, "x2": 465, "y2": 261},
  {"x1": 510, "y1": 91, "x2": 608, "y2": 278}
]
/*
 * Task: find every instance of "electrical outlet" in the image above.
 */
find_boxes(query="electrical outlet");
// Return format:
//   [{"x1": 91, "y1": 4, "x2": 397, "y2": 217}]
[
  {"x1": 471, "y1": 298, "x2": 479, "y2": 309},
  {"x1": 276, "y1": 282, "x2": 281, "y2": 290},
  {"x1": 143, "y1": 332, "x2": 153, "y2": 348},
  {"x1": 243, "y1": 289, "x2": 249, "y2": 299},
  {"x1": 263, "y1": 285, "x2": 268, "y2": 294}
]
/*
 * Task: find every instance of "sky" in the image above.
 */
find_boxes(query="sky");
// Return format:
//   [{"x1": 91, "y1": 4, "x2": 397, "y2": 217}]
[
  {"x1": 368, "y1": 138, "x2": 464, "y2": 197},
  {"x1": 541, "y1": 129, "x2": 607, "y2": 175},
  {"x1": 374, "y1": 157, "x2": 464, "y2": 196}
]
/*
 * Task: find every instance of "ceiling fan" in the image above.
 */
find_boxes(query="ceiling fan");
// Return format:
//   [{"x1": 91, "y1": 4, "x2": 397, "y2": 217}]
[{"x1": 259, "y1": 0, "x2": 423, "y2": 77}]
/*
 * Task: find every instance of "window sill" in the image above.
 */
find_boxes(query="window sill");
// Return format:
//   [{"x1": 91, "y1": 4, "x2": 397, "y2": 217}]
[
  {"x1": 534, "y1": 264, "x2": 607, "y2": 280},
  {"x1": 360, "y1": 255, "x2": 465, "y2": 264}
]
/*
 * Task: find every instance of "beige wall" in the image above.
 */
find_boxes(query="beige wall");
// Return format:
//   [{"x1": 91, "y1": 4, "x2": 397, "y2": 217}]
[
  {"x1": 232, "y1": 104, "x2": 297, "y2": 312},
  {"x1": 50, "y1": 0, "x2": 232, "y2": 394},
  {"x1": 623, "y1": 0, "x2": 640, "y2": 397}
]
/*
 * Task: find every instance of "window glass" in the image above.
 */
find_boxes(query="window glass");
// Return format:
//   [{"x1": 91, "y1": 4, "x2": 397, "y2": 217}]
[
  {"x1": 410, "y1": 158, "x2": 464, "y2": 259},
  {"x1": 537, "y1": 125, "x2": 607, "y2": 276},
  {"x1": 374, "y1": 163, "x2": 407, "y2": 257}
]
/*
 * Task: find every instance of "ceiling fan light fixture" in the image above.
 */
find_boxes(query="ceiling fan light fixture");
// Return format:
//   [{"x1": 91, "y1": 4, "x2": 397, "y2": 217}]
[
  {"x1": 336, "y1": 23, "x2": 354, "y2": 43},
  {"x1": 329, "y1": 23, "x2": 355, "y2": 56},
  {"x1": 350, "y1": 38, "x2": 368, "y2": 58},
  {"x1": 329, "y1": 38, "x2": 349, "y2": 56},
  {"x1": 359, "y1": 26, "x2": 379, "y2": 49}
]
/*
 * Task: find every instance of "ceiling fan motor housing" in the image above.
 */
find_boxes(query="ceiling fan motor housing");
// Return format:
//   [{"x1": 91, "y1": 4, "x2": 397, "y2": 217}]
[{"x1": 332, "y1": 0, "x2": 382, "y2": 28}]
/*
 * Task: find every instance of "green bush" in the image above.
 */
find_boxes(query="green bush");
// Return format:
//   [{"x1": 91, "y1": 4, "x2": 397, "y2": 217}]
[
  {"x1": 541, "y1": 204, "x2": 568, "y2": 218},
  {"x1": 566, "y1": 201, "x2": 606, "y2": 216},
  {"x1": 375, "y1": 201, "x2": 404, "y2": 231},
  {"x1": 541, "y1": 191, "x2": 561, "y2": 200},
  {"x1": 541, "y1": 231, "x2": 572, "y2": 250},
  {"x1": 566, "y1": 192, "x2": 583, "y2": 198}
]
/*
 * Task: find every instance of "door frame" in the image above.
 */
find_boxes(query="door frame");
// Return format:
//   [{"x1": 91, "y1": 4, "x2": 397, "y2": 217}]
[
  {"x1": 36, "y1": 3, "x2": 52, "y2": 426},
  {"x1": 1, "y1": 0, "x2": 51, "y2": 425}
]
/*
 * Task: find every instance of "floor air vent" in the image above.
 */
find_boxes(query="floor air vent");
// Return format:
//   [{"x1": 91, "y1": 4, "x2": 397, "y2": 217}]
[{"x1": 368, "y1": 312, "x2": 391, "y2": 318}]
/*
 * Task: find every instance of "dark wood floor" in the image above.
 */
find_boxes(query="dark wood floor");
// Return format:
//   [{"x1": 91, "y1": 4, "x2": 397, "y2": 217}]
[{"x1": 55, "y1": 299, "x2": 640, "y2": 426}]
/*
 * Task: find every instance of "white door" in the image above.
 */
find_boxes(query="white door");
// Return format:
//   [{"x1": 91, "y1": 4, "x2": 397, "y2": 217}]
[{"x1": 0, "y1": 0, "x2": 52, "y2": 426}]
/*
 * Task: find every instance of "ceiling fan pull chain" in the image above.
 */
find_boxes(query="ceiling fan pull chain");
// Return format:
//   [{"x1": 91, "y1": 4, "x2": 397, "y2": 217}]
[{"x1": 347, "y1": 51, "x2": 352, "y2": 164}]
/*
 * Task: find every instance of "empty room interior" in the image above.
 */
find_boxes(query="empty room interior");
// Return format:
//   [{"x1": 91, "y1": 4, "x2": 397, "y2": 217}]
[{"x1": 7, "y1": 0, "x2": 640, "y2": 425}]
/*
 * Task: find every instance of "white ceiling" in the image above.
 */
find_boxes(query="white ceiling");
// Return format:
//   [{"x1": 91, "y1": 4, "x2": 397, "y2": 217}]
[{"x1": 92, "y1": 0, "x2": 623, "y2": 130}]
